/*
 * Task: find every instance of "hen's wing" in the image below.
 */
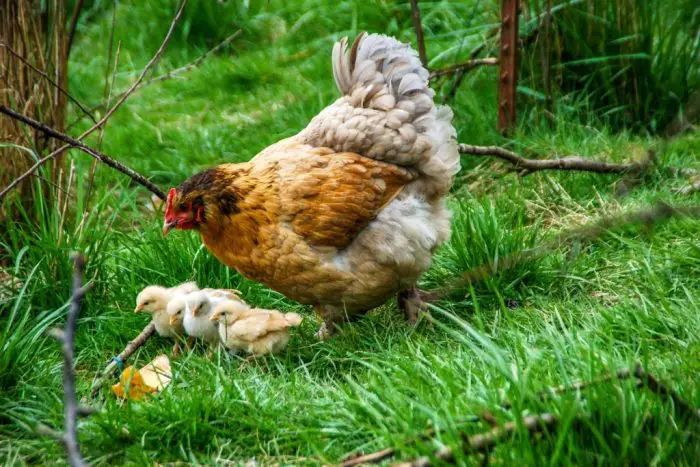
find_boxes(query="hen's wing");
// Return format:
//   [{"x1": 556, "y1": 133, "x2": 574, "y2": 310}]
[
  {"x1": 277, "y1": 150, "x2": 417, "y2": 250},
  {"x1": 229, "y1": 311, "x2": 293, "y2": 342}
]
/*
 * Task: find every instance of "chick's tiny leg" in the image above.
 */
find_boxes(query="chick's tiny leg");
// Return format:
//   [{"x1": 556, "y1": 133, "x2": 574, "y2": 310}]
[
  {"x1": 398, "y1": 287, "x2": 430, "y2": 324},
  {"x1": 171, "y1": 340, "x2": 181, "y2": 357}
]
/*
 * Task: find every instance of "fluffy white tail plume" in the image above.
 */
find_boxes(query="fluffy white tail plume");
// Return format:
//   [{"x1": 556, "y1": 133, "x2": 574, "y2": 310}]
[{"x1": 300, "y1": 32, "x2": 460, "y2": 198}]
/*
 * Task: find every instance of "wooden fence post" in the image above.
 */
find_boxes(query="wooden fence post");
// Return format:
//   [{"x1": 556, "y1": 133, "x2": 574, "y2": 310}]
[{"x1": 498, "y1": 0, "x2": 520, "y2": 135}]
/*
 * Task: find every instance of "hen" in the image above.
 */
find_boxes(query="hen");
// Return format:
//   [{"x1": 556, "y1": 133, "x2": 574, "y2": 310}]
[{"x1": 163, "y1": 33, "x2": 460, "y2": 338}]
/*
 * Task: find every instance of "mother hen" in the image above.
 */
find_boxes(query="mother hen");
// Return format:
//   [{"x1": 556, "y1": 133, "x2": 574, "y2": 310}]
[{"x1": 163, "y1": 33, "x2": 460, "y2": 338}]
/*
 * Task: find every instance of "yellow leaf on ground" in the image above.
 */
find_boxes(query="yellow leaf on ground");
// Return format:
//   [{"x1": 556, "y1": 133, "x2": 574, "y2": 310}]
[{"x1": 111, "y1": 355, "x2": 171, "y2": 400}]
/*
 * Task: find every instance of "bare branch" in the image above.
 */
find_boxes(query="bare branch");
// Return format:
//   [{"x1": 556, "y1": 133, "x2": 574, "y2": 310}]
[
  {"x1": 501, "y1": 368, "x2": 634, "y2": 410},
  {"x1": 676, "y1": 180, "x2": 700, "y2": 196},
  {"x1": 458, "y1": 143, "x2": 650, "y2": 176},
  {"x1": 0, "y1": 0, "x2": 187, "y2": 203},
  {"x1": 0, "y1": 41, "x2": 97, "y2": 123},
  {"x1": 634, "y1": 363, "x2": 700, "y2": 421},
  {"x1": 53, "y1": 252, "x2": 88, "y2": 467},
  {"x1": 145, "y1": 29, "x2": 241, "y2": 86},
  {"x1": 341, "y1": 448, "x2": 395, "y2": 467},
  {"x1": 0, "y1": 106, "x2": 166, "y2": 200},
  {"x1": 90, "y1": 322, "x2": 156, "y2": 398},
  {"x1": 66, "y1": 0, "x2": 86, "y2": 59},
  {"x1": 409, "y1": 0, "x2": 428, "y2": 67},
  {"x1": 398, "y1": 413, "x2": 560, "y2": 467},
  {"x1": 69, "y1": 29, "x2": 241, "y2": 129},
  {"x1": 434, "y1": 201, "x2": 700, "y2": 300},
  {"x1": 429, "y1": 57, "x2": 499, "y2": 79}
]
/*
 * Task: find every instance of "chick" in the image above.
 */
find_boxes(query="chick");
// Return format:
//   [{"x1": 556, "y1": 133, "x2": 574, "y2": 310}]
[
  {"x1": 167, "y1": 290, "x2": 229, "y2": 348},
  {"x1": 209, "y1": 299, "x2": 303, "y2": 357},
  {"x1": 134, "y1": 281, "x2": 199, "y2": 355}
]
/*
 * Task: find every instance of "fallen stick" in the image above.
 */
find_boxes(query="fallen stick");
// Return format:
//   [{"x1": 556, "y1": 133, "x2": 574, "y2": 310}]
[
  {"x1": 347, "y1": 362, "x2": 700, "y2": 466},
  {"x1": 458, "y1": 143, "x2": 651, "y2": 176},
  {"x1": 0, "y1": 106, "x2": 166, "y2": 200},
  {"x1": 633, "y1": 363, "x2": 700, "y2": 421},
  {"x1": 397, "y1": 413, "x2": 560, "y2": 467},
  {"x1": 433, "y1": 201, "x2": 700, "y2": 297},
  {"x1": 501, "y1": 367, "x2": 634, "y2": 410},
  {"x1": 89, "y1": 322, "x2": 156, "y2": 398}
]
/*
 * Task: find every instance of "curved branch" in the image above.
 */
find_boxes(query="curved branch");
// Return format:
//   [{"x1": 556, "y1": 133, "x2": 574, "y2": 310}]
[
  {"x1": 458, "y1": 143, "x2": 651, "y2": 175},
  {"x1": 0, "y1": 0, "x2": 187, "y2": 202},
  {"x1": 0, "y1": 106, "x2": 165, "y2": 200}
]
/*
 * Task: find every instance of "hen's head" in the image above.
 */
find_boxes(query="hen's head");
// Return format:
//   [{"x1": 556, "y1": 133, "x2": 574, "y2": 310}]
[
  {"x1": 164, "y1": 166, "x2": 248, "y2": 235},
  {"x1": 163, "y1": 170, "x2": 213, "y2": 234}
]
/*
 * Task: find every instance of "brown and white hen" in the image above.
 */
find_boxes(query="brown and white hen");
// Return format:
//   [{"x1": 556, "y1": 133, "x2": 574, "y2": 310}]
[{"x1": 163, "y1": 33, "x2": 460, "y2": 338}]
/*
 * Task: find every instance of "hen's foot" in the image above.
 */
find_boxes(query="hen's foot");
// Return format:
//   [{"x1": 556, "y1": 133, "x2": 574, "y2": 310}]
[
  {"x1": 315, "y1": 321, "x2": 337, "y2": 341},
  {"x1": 398, "y1": 287, "x2": 431, "y2": 324},
  {"x1": 238, "y1": 354, "x2": 257, "y2": 371}
]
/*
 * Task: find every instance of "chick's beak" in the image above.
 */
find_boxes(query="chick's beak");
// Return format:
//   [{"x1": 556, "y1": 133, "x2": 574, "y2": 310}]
[
  {"x1": 134, "y1": 304, "x2": 144, "y2": 313},
  {"x1": 209, "y1": 311, "x2": 220, "y2": 322},
  {"x1": 169, "y1": 315, "x2": 177, "y2": 325},
  {"x1": 192, "y1": 305, "x2": 201, "y2": 316}
]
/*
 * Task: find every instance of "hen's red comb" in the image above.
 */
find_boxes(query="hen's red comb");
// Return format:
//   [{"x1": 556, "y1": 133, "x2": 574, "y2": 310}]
[{"x1": 165, "y1": 188, "x2": 176, "y2": 218}]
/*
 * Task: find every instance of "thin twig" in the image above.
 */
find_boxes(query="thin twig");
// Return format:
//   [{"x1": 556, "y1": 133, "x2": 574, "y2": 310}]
[
  {"x1": 347, "y1": 363, "x2": 700, "y2": 466},
  {"x1": 634, "y1": 363, "x2": 700, "y2": 421},
  {"x1": 501, "y1": 368, "x2": 634, "y2": 410},
  {"x1": 433, "y1": 201, "x2": 700, "y2": 299},
  {"x1": 69, "y1": 29, "x2": 241, "y2": 128},
  {"x1": 409, "y1": 0, "x2": 428, "y2": 67},
  {"x1": 0, "y1": 41, "x2": 97, "y2": 123},
  {"x1": 341, "y1": 448, "x2": 396, "y2": 467},
  {"x1": 429, "y1": 57, "x2": 499, "y2": 79},
  {"x1": 67, "y1": 0, "x2": 86, "y2": 59},
  {"x1": 458, "y1": 143, "x2": 651, "y2": 176},
  {"x1": 43, "y1": 253, "x2": 88, "y2": 467},
  {"x1": 398, "y1": 413, "x2": 560, "y2": 467},
  {"x1": 676, "y1": 180, "x2": 700, "y2": 196},
  {"x1": 90, "y1": 322, "x2": 156, "y2": 398},
  {"x1": 0, "y1": 106, "x2": 166, "y2": 199},
  {"x1": 0, "y1": 0, "x2": 187, "y2": 203}
]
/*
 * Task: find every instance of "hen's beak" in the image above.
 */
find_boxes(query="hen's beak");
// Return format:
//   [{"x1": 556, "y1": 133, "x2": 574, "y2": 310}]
[
  {"x1": 134, "y1": 304, "x2": 144, "y2": 313},
  {"x1": 209, "y1": 310, "x2": 221, "y2": 322},
  {"x1": 163, "y1": 219, "x2": 177, "y2": 236}
]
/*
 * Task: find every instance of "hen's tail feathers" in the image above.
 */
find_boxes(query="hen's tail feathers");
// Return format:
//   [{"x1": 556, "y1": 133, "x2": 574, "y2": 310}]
[
  {"x1": 284, "y1": 312, "x2": 303, "y2": 327},
  {"x1": 301, "y1": 32, "x2": 460, "y2": 198}
]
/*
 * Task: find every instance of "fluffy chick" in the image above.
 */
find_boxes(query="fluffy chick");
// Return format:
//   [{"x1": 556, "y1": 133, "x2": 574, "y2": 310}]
[
  {"x1": 209, "y1": 299, "x2": 303, "y2": 356},
  {"x1": 167, "y1": 290, "x2": 230, "y2": 347},
  {"x1": 134, "y1": 282, "x2": 199, "y2": 354}
]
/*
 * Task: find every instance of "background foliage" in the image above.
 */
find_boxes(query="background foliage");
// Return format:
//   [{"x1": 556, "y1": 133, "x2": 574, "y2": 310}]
[{"x1": 1, "y1": 0, "x2": 698, "y2": 464}]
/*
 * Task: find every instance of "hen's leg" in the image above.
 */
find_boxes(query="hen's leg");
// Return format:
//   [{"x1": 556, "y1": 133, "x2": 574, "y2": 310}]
[
  {"x1": 398, "y1": 287, "x2": 430, "y2": 324},
  {"x1": 314, "y1": 305, "x2": 346, "y2": 340}
]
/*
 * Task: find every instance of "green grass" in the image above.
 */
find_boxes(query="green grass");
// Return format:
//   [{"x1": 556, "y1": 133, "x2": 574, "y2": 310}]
[{"x1": 1, "y1": 0, "x2": 699, "y2": 464}]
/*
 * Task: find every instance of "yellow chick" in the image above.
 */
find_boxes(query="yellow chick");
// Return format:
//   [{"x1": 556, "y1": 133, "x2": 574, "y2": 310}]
[
  {"x1": 209, "y1": 299, "x2": 303, "y2": 356},
  {"x1": 134, "y1": 281, "x2": 199, "y2": 355}
]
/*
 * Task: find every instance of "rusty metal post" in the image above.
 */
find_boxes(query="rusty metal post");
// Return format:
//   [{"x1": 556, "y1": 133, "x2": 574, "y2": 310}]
[{"x1": 498, "y1": 0, "x2": 520, "y2": 135}]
